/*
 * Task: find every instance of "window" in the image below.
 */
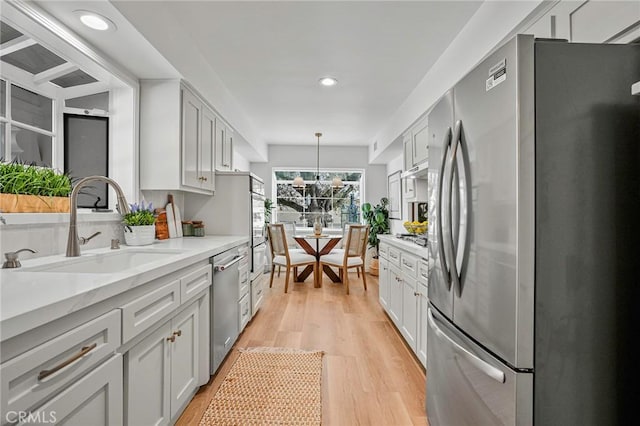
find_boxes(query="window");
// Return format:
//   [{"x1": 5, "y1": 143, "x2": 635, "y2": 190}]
[
  {"x1": 0, "y1": 79, "x2": 55, "y2": 166},
  {"x1": 274, "y1": 170, "x2": 363, "y2": 229}
]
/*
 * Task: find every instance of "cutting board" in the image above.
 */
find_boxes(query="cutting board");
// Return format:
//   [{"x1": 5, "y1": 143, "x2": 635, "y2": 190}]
[{"x1": 166, "y1": 194, "x2": 183, "y2": 238}]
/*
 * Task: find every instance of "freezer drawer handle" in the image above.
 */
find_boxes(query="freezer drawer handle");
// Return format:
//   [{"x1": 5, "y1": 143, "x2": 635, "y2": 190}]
[{"x1": 427, "y1": 308, "x2": 505, "y2": 383}]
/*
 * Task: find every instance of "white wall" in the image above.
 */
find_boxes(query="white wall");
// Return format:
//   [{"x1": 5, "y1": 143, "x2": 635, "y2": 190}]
[
  {"x1": 233, "y1": 151, "x2": 250, "y2": 172},
  {"x1": 251, "y1": 145, "x2": 387, "y2": 208}
]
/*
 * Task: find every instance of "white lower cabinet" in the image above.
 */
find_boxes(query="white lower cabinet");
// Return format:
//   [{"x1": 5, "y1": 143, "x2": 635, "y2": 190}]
[
  {"x1": 417, "y1": 290, "x2": 428, "y2": 368},
  {"x1": 251, "y1": 273, "x2": 266, "y2": 317},
  {"x1": 401, "y1": 274, "x2": 418, "y2": 352},
  {"x1": 388, "y1": 265, "x2": 402, "y2": 327},
  {"x1": 378, "y1": 237, "x2": 428, "y2": 367},
  {"x1": 126, "y1": 298, "x2": 201, "y2": 426},
  {"x1": 378, "y1": 256, "x2": 389, "y2": 308},
  {"x1": 22, "y1": 355, "x2": 123, "y2": 426}
]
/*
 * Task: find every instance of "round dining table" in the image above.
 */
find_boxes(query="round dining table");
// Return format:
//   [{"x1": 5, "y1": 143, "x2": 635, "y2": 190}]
[{"x1": 292, "y1": 234, "x2": 343, "y2": 288}]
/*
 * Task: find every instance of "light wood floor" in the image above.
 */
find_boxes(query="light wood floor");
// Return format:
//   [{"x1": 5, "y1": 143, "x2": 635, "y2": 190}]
[{"x1": 177, "y1": 269, "x2": 428, "y2": 425}]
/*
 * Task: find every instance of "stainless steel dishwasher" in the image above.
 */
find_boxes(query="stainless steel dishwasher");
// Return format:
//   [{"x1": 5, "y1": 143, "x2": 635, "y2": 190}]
[{"x1": 210, "y1": 245, "x2": 248, "y2": 374}]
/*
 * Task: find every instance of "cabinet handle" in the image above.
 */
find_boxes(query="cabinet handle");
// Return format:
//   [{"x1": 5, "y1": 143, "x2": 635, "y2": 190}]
[
  {"x1": 243, "y1": 308, "x2": 249, "y2": 316},
  {"x1": 414, "y1": 292, "x2": 420, "y2": 296},
  {"x1": 167, "y1": 335, "x2": 176, "y2": 343},
  {"x1": 173, "y1": 330, "x2": 182, "y2": 337},
  {"x1": 257, "y1": 289, "x2": 262, "y2": 295},
  {"x1": 202, "y1": 176, "x2": 208, "y2": 182},
  {"x1": 38, "y1": 343, "x2": 97, "y2": 380}
]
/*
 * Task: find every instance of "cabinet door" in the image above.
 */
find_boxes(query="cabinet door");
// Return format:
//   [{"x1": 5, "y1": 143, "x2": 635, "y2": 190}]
[
  {"x1": 417, "y1": 291, "x2": 428, "y2": 367},
  {"x1": 215, "y1": 119, "x2": 231, "y2": 171},
  {"x1": 401, "y1": 276, "x2": 418, "y2": 351},
  {"x1": 23, "y1": 355, "x2": 123, "y2": 426},
  {"x1": 223, "y1": 132, "x2": 233, "y2": 171},
  {"x1": 403, "y1": 133, "x2": 413, "y2": 171},
  {"x1": 388, "y1": 265, "x2": 402, "y2": 326},
  {"x1": 127, "y1": 321, "x2": 172, "y2": 426},
  {"x1": 182, "y1": 88, "x2": 202, "y2": 189},
  {"x1": 379, "y1": 256, "x2": 389, "y2": 308},
  {"x1": 412, "y1": 119, "x2": 429, "y2": 165},
  {"x1": 170, "y1": 301, "x2": 199, "y2": 420},
  {"x1": 403, "y1": 176, "x2": 415, "y2": 200},
  {"x1": 200, "y1": 107, "x2": 216, "y2": 191},
  {"x1": 387, "y1": 171, "x2": 401, "y2": 220}
]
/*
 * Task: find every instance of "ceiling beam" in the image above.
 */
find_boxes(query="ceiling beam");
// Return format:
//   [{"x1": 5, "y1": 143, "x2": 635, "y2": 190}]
[
  {"x1": 33, "y1": 62, "x2": 78, "y2": 85},
  {"x1": 60, "y1": 81, "x2": 109, "y2": 100},
  {"x1": 0, "y1": 35, "x2": 37, "y2": 56}
]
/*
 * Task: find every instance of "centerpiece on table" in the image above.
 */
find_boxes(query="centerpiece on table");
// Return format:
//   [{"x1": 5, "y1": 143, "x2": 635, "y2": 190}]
[{"x1": 122, "y1": 201, "x2": 156, "y2": 246}]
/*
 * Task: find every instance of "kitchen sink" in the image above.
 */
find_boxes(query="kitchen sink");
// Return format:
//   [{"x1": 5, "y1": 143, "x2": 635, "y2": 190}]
[{"x1": 20, "y1": 249, "x2": 185, "y2": 274}]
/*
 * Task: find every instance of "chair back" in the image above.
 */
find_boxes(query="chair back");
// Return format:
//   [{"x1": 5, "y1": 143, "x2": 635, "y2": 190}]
[
  {"x1": 343, "y1": 225, "x2": 369, "y2": 259},
  {"x1": 339, "y1": 222, "x2": 359, "y2": 248},
  {"x1": 282, "y1": 221, "x2": 297, "y2": 248},
  {"x1": 267, "y1": 223, "x2": 289, "y2": 257}
]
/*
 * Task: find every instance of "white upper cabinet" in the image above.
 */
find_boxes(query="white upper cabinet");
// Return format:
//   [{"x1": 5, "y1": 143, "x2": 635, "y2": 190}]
[
  {"x1": 524, "y1": 0, "x2": 640, "y2": 44},
  {"x1": 140, "y1": 80, "x2": 216, "y2": 194},
  {"x1": 403, "y1": 115, "x2": 428, "y2": 171},
  {"x1": 215, "y1": 119, "x2": 233, "y2": 171}
]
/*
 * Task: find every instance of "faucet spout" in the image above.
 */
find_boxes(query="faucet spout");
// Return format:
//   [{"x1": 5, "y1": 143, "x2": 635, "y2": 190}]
[{"x1": 66, "y1": 176, "x2": 130, "y2": 257}]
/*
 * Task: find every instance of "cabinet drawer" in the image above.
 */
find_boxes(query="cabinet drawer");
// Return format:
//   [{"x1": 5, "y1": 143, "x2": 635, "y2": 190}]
[
  {"x1": 401, "y1": 253, "x2": 419, "y2": 279},
  {"x1": 388, "y1": 246, "x2": 401, "y2": 268},
  {"x1": 418, "y1": 259, "x2": 429, "y2": 286},
  {"x1": 181, "y1": 264, "x2": 212, "y2": 305},
  {"x1": 121, "y1": 280, "x2": 181, "y2": 343},
  {"x1": 251, "y1": 274, "x2": 265, "y2": 317},
  {"x1": 239, "y1": 294, "x2": 251, "y2": 332},
  {"x1": 378, "y1": 243, "x2": 388, "y2": 260},
  {"x1": 20, "y1": 354, "x2": 123, "y2": 426},
  {"x1": 1, "y1": 310, "x2": 121, "y2": 417},
  {"x1": 238, "y1": 263, "x2": 249, "y2": 300}
]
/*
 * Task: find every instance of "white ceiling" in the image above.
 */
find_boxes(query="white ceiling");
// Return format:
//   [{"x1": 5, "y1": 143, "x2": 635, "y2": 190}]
[{"x1": 34, "y1": 1, "x2": 483, "y2": 148}]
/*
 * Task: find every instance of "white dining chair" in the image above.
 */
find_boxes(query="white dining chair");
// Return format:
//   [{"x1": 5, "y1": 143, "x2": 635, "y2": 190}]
[
  {"x1": 319, "y1": 224, "x2": 369, "y2": 294},
  {"x1": 267, "y1": 223, "x2": 316, "y2": 293}
]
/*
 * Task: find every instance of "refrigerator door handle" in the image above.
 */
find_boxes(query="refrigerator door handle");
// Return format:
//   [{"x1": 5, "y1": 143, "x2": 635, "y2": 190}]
[
  {"x1": 428, "y1": 308, "x2": 506, "y2": 383},
  {"x1": 448, "y1": 120, "x2": 469, "y2": 297},
  {"x1": 437, "y1": 126, "x2": 453, "y2": 289}
]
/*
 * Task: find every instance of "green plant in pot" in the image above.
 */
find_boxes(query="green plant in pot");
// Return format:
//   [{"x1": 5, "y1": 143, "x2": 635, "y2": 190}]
[
  {"x1": 362, "y1": 197, "x2": 390, "y2": 275},
  {"x1": 0, "y1": 162, "x2": 72, "y2": 212},
  {"x1": 122, "y1": 201, "x2": 156, "y2": 246}
]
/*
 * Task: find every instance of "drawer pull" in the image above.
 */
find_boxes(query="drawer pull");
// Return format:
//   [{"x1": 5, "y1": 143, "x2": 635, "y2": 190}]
[
  {"x1": 38, "y1": 343, "x2": 97, "y2": 380},
  {"x1": 173, "y1": 330, "x2": 182, "y2": 337},
  {"x1": 167, "y1": 335, "x2": 176, "y2": 343}
]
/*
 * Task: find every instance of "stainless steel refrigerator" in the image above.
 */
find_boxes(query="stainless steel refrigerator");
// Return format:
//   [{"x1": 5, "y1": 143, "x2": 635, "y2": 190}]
[{"x1": 426, "y1": 35, "x2": 639, "y2": 425}]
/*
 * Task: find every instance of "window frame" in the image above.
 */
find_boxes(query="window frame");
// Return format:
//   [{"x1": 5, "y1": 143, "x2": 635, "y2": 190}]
[{"x1": 272, "y1": 167, "x2": 365, "y2": 230}]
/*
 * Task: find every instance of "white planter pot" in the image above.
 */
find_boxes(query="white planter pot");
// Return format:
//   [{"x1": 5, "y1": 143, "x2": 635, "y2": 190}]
[{"x1": 124, "y1": 225, "x2": 156, "y2": 246}]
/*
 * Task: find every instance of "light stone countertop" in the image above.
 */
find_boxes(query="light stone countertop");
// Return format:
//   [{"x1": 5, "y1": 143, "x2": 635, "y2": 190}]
[
  {"x1": 378, "y1": 234, "x2": 429, "y2": 260},
  {"x1": 0, "y1": 236, "x2": 248, "y2": 342}
]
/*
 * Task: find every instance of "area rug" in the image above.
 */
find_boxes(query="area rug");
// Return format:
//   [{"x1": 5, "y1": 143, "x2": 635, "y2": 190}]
[{"x1": 199, "y1": 347, "x2": 324, "y2": 425}]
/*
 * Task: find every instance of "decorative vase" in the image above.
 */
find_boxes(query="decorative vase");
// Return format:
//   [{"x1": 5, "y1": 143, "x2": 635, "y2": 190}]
[
  {"x1": 124, "y1": 225, "x2": 156, "y2": 246},
  {"x1": 313, "y1": 217, "x2": 322, "y2": 236}
]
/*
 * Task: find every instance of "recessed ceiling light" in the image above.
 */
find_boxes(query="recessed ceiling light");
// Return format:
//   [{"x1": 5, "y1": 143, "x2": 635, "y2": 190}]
[
  {"x1": 319, "y1": 77, "x2": 338, "y2": 87},
  {"x1": 74, "y1": 10, "x2": 117, "y2": 32}
]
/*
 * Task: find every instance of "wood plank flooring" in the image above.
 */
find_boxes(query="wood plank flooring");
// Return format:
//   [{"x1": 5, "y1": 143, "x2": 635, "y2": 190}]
[{"x1": 177, "y1": 269, "x2": 428, "y2": 425}]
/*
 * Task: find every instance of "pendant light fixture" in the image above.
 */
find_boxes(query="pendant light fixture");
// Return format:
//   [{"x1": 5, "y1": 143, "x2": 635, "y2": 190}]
[{"x1": 292, "y1": 132, "x2": 343, "y2": 188}]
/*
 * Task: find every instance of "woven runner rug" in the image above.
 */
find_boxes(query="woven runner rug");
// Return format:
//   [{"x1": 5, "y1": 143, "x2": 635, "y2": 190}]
[{"x1": 199, "y1": 347, "x2": 324, "y2": 425}]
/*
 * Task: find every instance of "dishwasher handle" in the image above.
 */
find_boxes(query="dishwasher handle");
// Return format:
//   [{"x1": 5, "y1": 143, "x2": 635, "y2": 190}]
[{"x1": 214, "y1": 255, "x2": 245, "y2": 272}]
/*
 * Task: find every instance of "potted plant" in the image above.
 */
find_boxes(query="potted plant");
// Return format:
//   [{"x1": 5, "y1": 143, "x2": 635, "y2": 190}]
[
  {"x1": 0, "y1": 162, "x2": 72, "y2": 213},
  {"x1": 123, "y1": 201, "x2": 156, "y2": 246},
  {"x1": 361, "y1": 197, "x2": 390, "y2": 276}
]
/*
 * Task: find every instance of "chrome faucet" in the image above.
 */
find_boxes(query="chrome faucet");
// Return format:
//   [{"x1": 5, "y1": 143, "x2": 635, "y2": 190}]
[{"x1": 66, "y1": 176, "x2": 130, "y2": 257}]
